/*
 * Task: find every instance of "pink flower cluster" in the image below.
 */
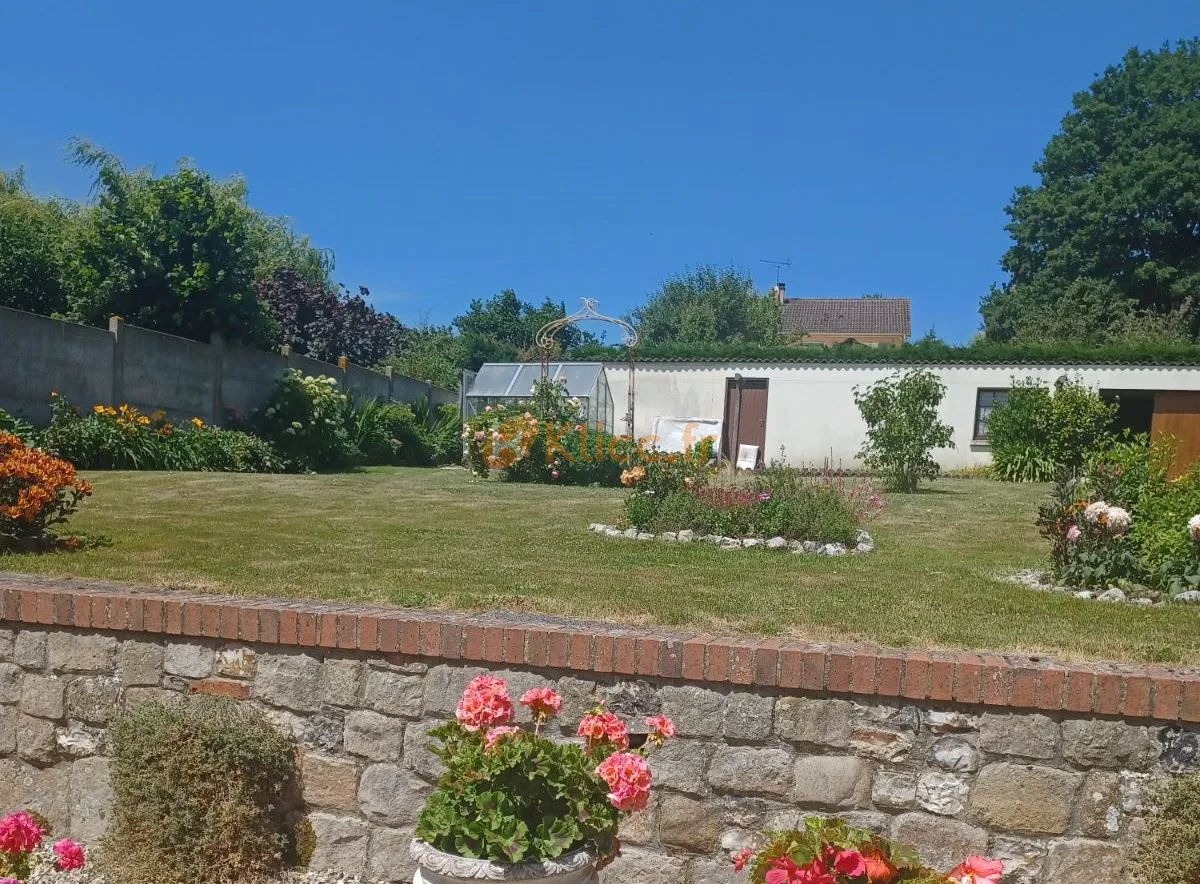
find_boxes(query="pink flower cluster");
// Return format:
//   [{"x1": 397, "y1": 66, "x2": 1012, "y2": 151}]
[
  {"x1": 948, "y1": 856, "x2": 1004, "y2": 884},
  {"x1": 576, "y1": 709, "x2": 629, "y2": 750},
  {"x1": 762, "y1": 847, "x2": 867, "y2": 883},
  {"x1": 0, "y1": 813, "x2": 41, "y2": 854},
  {"x1": 520, "y1": 687, "x2": 562, "y2": 720},
  {"x1": 594, "y1": 751, "x2": 652, "y2": 813},
  {"x1": 0, "y1": 811, "x2": 85, "y2": 877},
  {"x1": 646, "y1": 715, "x2": 675, "y2": 744},
  {"x1": 456, "y1": 675, "x2": 514, "y2": 732}
]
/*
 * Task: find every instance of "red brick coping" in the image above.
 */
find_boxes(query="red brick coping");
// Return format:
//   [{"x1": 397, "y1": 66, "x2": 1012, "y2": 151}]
[{"x1": 0, "y1": 574, "x2": 1197, "y2": 724}]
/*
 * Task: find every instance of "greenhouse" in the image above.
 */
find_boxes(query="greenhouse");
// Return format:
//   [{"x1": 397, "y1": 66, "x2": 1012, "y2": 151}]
[{"x1": 463, "y1": 362, "x2": 616, "y2": 431}]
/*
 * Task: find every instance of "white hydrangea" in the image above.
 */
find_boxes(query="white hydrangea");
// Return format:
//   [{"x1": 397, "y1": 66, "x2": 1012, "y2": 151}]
[
  {"x1": 1083, "y1": 500, "x2": 1111, "y2": 524},
  {"x1": 1188, "y1": 514, "x2": 1200, "y2": 541},
  {"x1": 1106, "y1": 506, "x2": 1131, "y2": 536}
]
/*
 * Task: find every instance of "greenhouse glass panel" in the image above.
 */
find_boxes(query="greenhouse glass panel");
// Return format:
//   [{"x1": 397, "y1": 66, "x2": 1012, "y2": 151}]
[{"x1": 464, "y1": 362, "x2": 615, "y2": 431}]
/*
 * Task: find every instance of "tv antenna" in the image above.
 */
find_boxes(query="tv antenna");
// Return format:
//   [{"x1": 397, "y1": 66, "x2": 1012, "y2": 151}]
[{"x1": 759, "y1": 257, "x2": 791, "y2": 284}]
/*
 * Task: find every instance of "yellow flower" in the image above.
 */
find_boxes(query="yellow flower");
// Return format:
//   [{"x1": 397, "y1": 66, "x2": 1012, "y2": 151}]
[
  {"x1": 137, "y1": 416, "x2": 150, "y2": 425},
  {"x1": 190, "y1": 417, "x2": 204, "y2": 429},
  {"x1": 92, "y1": 405, "x2": 106, "y2": 414}
]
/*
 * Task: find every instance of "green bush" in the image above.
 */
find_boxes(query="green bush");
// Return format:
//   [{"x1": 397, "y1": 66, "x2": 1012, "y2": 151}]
[
  {"x1": 1133, "y1": 773, "x2": 1200, "y2": 884},
  {"x1": 254, "y1": 370, "x2": 357, "y2": 471},
  {"x1": 853, "y1": 369, "x2": 954, "y2": 492},
  {"x1": 37, "y1": 395, "x2": 282, "y2": 473},
  {"x1": 989, "y1": 378, "x2": 1116, "y2": 480},
  {"x1": 104, "y1": 696, "x2": 303, "y2": 884},
  {"x1": 0, "y1": 408, "x2": 35, "y2": 444},
  {"x1": 625, "y1": 461, "x2": 882, "y2": 544}
]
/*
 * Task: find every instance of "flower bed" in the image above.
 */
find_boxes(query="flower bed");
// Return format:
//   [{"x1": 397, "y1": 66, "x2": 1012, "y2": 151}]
[
  {"x1": 1033, "y1": 432, "x2": 1200, "y2": 603},
  {"x1": 622, "y1": 459, "x2": 883, "y2": 548}
]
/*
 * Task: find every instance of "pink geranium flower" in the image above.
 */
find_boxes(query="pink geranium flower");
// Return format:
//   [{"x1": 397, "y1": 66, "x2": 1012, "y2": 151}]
[
  {"x1": 52, "y1": 838, "x2": 86, "y2": 871},
  {"x1": 645, "y1": 715, "x2": 675, "y2": 745},
  {"x1": 484, "y1": 725, "x2": 521, "y2": 750},
  {"x1": 456, "y1": 675, "x2": 514, "y2": 732},
  {"x1": 520, "y1": 687, "x2": 563, "y2": 720},
  {"x1": 732, "y1": 848, "x2": 753, "y2": 871},
  {"x1": 0, "y1": 811, "x2": 43, "y2": 854},
  {"x1": 576, "y1": 709, "x2": 629, "y2": 750},
  {"x1": 948, "y1": 855, "x2": 1004, "y2": 884},
  {"x1": 594, "y1": 751, "x2": 652, "y2": 812}
]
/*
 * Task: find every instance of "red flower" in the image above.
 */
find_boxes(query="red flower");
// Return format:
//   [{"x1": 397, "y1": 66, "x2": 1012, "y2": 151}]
[
  {"x1": 732, "y1": 849, "x2": 753, "y2": 872},
  {"x1": 862, "y1": 849, "x2": 898, "y2": 883},
  {"x1": 833, "y1": 850, "x2": 866, "y2": 877},
  {"x1": 0, "y1": 811, "x2": 43, "y2": 854}
]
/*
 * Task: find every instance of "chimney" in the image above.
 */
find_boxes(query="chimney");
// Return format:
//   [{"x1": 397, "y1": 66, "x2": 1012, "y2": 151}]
[{"x1": 773, "y1": 282, "x2": 787, "y2": 305}]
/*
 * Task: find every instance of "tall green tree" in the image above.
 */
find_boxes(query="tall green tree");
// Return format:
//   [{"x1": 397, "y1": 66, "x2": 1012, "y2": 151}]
[
  {"x1": 982, "y1": 40, "x2": 1200, "y2": 343},
  {"x1": 633, "y1": 265, "x2": 781, "y2": 346},
  {"x1": 0, "y1": 169, "x2": 79, "y2": 316},
  {"x1": 453, "y1": 289, "x2": 594, "y2": 368},
  {"x1": 68, "y1": 142, "x2": 272, "y2": 344},
  {"x1": 386, "y1": 325, "x2": 469, "y2": 389}
]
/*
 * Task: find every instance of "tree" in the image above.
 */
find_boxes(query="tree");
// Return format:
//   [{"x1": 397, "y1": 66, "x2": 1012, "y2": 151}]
[
  {"x1": 255, "y1": 268, "x2": 400, "y2": 365},
  {"x1": 67, "y1": 142, "x2": 271, "y2": 344},
  {"x1": 453, "y1": 290, "x2": 595, "y2": 369},
  {"x1": 387, "y1": 325, "x2": 468, "y2": 389},
  {"x1": 0, "y1": 169, "x2": 78, "y2": 316},
  {"x1": 854, "y1": 369, "x2": 955, "y2": 492},
  {"x1": 981, "y1": 40, "x2": 1200, "y2": 343},
  {"x1": 633, "y1": 266, "x2": 782, "y2": 346}
]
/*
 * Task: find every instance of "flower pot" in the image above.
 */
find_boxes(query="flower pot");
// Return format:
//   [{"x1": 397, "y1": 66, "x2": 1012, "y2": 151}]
[{"x1": 410, "y1": 840, "x2": 599, "y2": 883}]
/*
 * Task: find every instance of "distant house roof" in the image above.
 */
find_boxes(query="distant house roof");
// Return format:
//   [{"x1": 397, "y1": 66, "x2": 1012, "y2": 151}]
[{"x1": 782, "y1": 298, "x2": 911, "y2": 338}]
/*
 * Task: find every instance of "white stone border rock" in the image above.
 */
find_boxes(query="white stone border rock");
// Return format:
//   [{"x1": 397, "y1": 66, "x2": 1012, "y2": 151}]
[
  {"x1": 587, "y1": 524, "x2": 875, "y2": 556},
  {"x1": 1006, "y1": 568, "x2": 1200, "y2": 606}
]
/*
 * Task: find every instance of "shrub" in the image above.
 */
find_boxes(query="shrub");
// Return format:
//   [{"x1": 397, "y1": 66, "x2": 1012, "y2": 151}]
[
  {"x1": 0, "y1": 432, "x2": 92, "y2": 547},
  {"x1": 1133, "y1": 773, "x2": 1200, "y2": 884},
  {"x1": 104, "y1": 696, "x2": 302, "y2": 884},
  {"x1": 989, "y1": 378, "x2": 1116, "y2": 480},
  {"x1": 853, "y1": 369, "x2": 954, "y2": 492},
  {"x1": 181, "y1": 426, "x2": 282, "y2": 473},
  {"x1": 0, "y1": 408, "x2": 35, "y2": 445},
  {"x1": 254, "y1": 370, "x2": 357, "y2": 471},
  {"x1": 415, "y1": 675, "x2": 672, "y2": 865}
]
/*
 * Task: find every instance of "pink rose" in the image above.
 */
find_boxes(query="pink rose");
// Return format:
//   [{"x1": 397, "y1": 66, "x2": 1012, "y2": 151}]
[
  {"x1": 474, "y1": 430, "x2": 485, "y2": 442},
  {"x1": 1066, "y1": 523, "x2": 1081, "y2": 542},
  {"x1": 52, "y1": 838, "x2": 86, "y2": 871}
]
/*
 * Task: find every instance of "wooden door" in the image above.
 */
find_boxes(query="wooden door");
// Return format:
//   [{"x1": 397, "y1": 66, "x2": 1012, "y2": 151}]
[
  {"x1": 1152, "y1": 391, "x2": 1200, "y2": 476},
  {"x1": 722, "y1": 378, "x2": 769, "y2": 466}
]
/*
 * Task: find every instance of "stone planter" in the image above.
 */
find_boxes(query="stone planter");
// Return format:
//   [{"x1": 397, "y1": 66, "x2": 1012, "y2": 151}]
[{"x1": 410, "y1": 840, "x2": 599, "y2": 884}]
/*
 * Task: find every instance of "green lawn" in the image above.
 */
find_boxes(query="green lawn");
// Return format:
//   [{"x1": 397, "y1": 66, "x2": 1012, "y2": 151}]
[{"x1": 7, "y1": 469, "x2": 1199, "y2": 664}]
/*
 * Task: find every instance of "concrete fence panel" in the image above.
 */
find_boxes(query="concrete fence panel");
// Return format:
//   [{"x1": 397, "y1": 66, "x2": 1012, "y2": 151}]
[{"x1": 0, "y1": 306, "x2": 455, "y2": 424}]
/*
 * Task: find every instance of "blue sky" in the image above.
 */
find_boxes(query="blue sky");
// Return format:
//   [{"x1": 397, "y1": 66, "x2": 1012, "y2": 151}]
[{"x1": 2, "y1": 2, "x2": 1195, "y2": 343}]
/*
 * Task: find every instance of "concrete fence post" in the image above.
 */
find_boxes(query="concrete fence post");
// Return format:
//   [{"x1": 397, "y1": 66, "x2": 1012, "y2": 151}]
[
  {"x1": 384, "y1": 366, "x2": 394, "y2": 402},
  {"x1": 209, "y1": 332, "x2": 224, "y2": 426},
  {"x1": 108, "y1": 316, "x2": 125, "y2": 406}
]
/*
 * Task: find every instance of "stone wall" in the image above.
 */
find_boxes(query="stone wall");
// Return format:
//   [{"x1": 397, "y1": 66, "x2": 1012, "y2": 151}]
[{"x1": 0, "y1": 576, "x2": 1197, "y2": 884}]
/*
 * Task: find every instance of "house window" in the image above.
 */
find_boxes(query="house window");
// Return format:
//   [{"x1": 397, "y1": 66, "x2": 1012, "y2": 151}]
[{"x1": 974, "y1": 389, "x2": 1008, "y2": 440}]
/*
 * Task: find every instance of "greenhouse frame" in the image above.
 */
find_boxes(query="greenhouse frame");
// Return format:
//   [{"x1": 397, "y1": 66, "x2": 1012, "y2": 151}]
[{"x1": 463, "y1": 362, "x2": 616, "y2": 431}]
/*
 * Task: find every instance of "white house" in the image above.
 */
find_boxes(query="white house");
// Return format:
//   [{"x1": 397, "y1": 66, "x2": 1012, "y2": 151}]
[{"x1": 597, "y1": 360, "x2": 1200, "y2": 470}]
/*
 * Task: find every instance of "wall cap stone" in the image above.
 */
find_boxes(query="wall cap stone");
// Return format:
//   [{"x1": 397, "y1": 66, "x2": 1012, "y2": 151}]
[{"x1": 1, "y1": 573, "x2": 1196, "y2": 724}]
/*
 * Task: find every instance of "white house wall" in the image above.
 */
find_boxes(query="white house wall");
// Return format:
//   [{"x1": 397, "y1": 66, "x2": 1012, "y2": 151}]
[{"x1": 602, "y1": 362, "x2": 1200, "y2": 470}]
